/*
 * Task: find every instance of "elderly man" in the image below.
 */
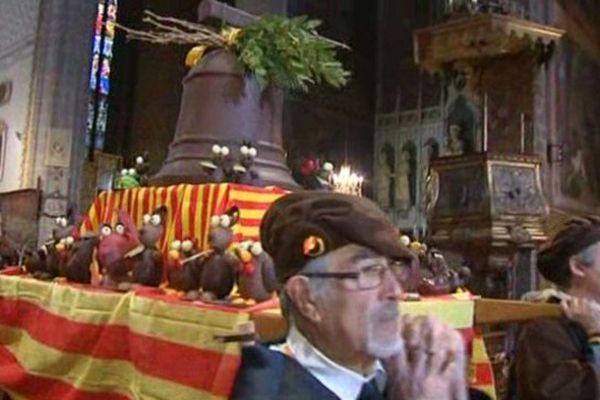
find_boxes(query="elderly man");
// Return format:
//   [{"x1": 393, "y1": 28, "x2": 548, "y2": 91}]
[
  {"x1": 514, "y1": 217, "x2": 600, "y2": 399},
  {"x1": 232, "y1": 192, "x2": 470, "y2": 399}
]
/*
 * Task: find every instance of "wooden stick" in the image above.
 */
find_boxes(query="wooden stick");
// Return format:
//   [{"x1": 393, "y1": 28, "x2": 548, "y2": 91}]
[
  {"x1": 474, "y1": 298, "x2": 562, "y2": 325},
  {"x1": 181, "y1": 249, "x2": 213, "y2": 265}
]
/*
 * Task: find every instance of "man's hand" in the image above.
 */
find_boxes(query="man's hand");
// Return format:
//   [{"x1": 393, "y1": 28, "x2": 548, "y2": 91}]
[
  {"x1": 383, "y1": 315, "x2": 467, "y2": 400},
  {"x1": 562, "y1": 296, "x2": 600, "y2": 336}
]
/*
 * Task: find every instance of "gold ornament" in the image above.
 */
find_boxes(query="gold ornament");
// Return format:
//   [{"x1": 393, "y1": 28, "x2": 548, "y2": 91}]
[
  {"x1": 221, "y1": 27, "x2": 241, "y2": 46},
  {"x1": 185, "y1": 45, "x2": 208, "y2": 68}
]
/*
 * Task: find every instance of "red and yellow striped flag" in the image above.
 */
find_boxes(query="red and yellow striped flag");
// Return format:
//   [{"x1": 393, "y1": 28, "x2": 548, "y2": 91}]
[
  {"x1": 0, "y1": 275, "x2": 249, "y2": 400},
  {"x1": 81, "y1": 183, "x2": 287, "y2": 252}
]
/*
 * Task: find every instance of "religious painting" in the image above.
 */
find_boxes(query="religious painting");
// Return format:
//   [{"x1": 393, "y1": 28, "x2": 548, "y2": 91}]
[{"x1": 553, "y1": 38, "x2": 600, "y2": 213}]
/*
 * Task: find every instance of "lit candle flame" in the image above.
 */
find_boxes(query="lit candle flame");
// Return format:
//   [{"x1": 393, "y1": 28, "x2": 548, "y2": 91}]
[{"x1": 330, "y1": 165, "x2": 364, "y2": 197}]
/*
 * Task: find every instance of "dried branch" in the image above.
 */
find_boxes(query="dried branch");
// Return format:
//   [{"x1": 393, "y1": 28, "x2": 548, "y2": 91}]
[{"x1": 115, "y1": 10, "x2": 226, "y2": 47}]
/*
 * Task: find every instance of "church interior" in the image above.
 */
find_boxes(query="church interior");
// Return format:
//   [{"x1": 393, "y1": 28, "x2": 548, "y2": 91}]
[{"x1": 0, "y1": 0, "x2": 599, "y2": 399}]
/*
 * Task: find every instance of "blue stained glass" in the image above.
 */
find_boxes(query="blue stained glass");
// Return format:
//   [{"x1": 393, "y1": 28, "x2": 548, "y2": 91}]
[{"x1": 87, "y1": 0, "x2": 118, "y2": 151}]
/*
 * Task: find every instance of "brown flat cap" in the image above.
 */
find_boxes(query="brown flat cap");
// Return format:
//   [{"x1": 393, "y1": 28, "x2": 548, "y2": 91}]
[
  {"x1": 538, "y1": 216, "x2": 600, "y2": 286},
  {"x1": 260, "y1": 191, "x2": 418, "y2": 283}
]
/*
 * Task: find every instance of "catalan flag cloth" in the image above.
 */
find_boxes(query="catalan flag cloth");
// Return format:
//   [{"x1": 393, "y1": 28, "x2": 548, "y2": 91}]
[
  {"x1": 0, "y1": 275, "x2": 254, "y2": 400},
  {"x1": 0, "y1": 276, "x2": 495, "y2": 399},
  {"x1": 394, "y1": 293, "x2": 496, "y2": 399},
  {"x1": 81, "y1": 183, "x2": 287, "y2": 252}
]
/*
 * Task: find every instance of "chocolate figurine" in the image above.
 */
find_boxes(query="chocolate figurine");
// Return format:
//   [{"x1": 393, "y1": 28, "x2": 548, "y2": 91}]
[
  {"x1": 200, "y1": 144, "x2": 233, "y2": 183},
  {"x1": 97, "y1": 210, "x2": 143, "y2": 289},
  {"x1": 131, "y1": 206, "x2": 167, "y2": 287},
  {"x1": 234, "y1": 240, "x2": 278, "y2": 302},
  {"x1": 114, "y1": 168, "x2": 140, "y2": 189},
  {"x1": 167, "y1": 237, "x2": 200, "y2": 291},
  {"x1": 417, "y1": 249, "x2": 471, "y2": 296},
  {"x1": 195, "y1": 206, "x2": 240, "y2": 301},
  {"x1": 134, "y1": 152, "x2": 151, "y2": 186},
  {"x1": 65, "y1": 234, "x2": 99, "y2": 284},
  {"x1": 233, "y1": 142, "x2": 262, "y2": 186},
  {"x1": 27, "y1": 215, "x2": 79, "y2": 280},
  {"x1": 296, "y1": 158, "x2": 334, "y2": 190},
  {"x1": 0, "y1": 235, "x2": 18, "y2": 269}
]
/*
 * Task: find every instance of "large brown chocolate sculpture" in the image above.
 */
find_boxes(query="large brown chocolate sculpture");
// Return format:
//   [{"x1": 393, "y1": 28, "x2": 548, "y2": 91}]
[{"x1": 149, "y1": 1, "x2": 299, "y2": 189}]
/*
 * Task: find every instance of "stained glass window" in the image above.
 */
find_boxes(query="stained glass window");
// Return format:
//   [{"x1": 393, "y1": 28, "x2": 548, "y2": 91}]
[{"x1": 86, "y1": 0, "x2": 118, "y2": 152}]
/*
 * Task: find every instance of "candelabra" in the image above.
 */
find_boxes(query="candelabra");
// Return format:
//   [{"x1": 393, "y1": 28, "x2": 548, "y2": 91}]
[{"x1": 330, "y1": 165, "x2": 364, "y2": 197}]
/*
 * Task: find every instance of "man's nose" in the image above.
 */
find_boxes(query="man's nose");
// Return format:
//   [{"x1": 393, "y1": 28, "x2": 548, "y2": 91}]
[{"x1": 380, "y1": 268, "x2": 403, "y2": 301}]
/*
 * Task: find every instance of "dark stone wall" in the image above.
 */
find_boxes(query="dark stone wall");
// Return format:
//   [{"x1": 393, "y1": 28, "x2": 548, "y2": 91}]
[
  {"x1": 376, "y1": 0, "x2": 445, "y2": 115},
  {"x1": 106, "y1": 0, "x2": 198, "y2": 172},
  {"x1": 284, "y1": 0, "x2": 377, "y2": 193}
]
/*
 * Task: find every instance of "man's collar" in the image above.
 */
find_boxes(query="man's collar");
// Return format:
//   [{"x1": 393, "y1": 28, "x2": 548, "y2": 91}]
[{"x1": 272, "y1": 326, "x2": 385, "y2": 399}]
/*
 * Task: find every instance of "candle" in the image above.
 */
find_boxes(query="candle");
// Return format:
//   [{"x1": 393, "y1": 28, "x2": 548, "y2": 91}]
[
  {"x1": 520, "y1": 113, "x2": 526, "y2": 154},
  {"x1": 483, "y1": 92, "x2": 488, "y2": 152}
]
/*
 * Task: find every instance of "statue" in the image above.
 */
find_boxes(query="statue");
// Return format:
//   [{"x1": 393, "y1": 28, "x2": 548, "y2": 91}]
[
  {"x1": 376, "y1": 147, "x2": 393, "y2": 209},
  {"x1": 566, "y1": 149, "x2": 589, "y2": 199},
  {"x1": 396, "y1": 150, "x2": 411, "y2": 211},
  {"x1": 446, "y1": 124, "x2": 465, "y2": 156},
  {"x1": 421, "y1": 139, "x2": 440, "y2": 219}
]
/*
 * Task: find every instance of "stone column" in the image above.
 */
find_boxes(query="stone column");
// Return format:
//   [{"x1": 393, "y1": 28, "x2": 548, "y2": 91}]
[{"x1": 19, "y1": 0, "x2": 97, "y2": 243}]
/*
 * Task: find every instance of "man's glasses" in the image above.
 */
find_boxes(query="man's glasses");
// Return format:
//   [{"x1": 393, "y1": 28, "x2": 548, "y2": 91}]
[{"x1": 299, "y1": 261, "x2": 412, "y2": 290}]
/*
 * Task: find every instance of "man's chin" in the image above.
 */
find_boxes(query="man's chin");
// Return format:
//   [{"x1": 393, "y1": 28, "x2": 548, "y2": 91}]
[{"x1": 367, "y1": 338, "x2": 403, "y2": 359}]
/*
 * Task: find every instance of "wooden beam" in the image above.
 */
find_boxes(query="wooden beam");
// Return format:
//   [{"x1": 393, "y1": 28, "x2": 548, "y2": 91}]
[
  {"x1": 251, "y1": 298, "x2": 565, "y2": 342},
  {"x1": 474, "y1": 298, "x2": 562, "y2": 325}
]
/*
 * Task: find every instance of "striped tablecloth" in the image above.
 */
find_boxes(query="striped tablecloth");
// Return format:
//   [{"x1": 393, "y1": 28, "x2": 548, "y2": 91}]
[
  {"x1": 0, "y1": 275, "x2": 248, "y2": 400},
  {"x1": 81, "y1": 184, "x2": 287, "y2": 252},
  {"x1": 0, "y1": 275, "x2": 495, "y2": 399}
]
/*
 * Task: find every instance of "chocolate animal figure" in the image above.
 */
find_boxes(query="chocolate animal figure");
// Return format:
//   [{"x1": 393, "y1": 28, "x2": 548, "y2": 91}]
[
  {"x1": 416, "y1": 250, "x2": 470, "y2": 296},
  {"x1": 170, "y1": 237, "x2": 206, "y2": 293},
  {"x1": 234, "y1": 240, "x2": 278, "y2": 302},
  {"x1": 233, "y1": 143, "x2": 262, "y2": 186},
  {"x1": 315, "y1": 161, "x2": 334, "y2": 189},
  {"x1": 131, "y1": 206, "x2": 167, "y2": 287},
  {"x1": 200, "y1": 144, "x2": 233, "y2": 183},
  {"x1": 167, "y1": 238, "x2": 199, "y2": 291},
  {"x1": 97, "y1": 210, "x2": 143, "y2": 289},
  {"x1": 24, "y1": 244, "x2": 51, "y2": 278},
  {"x1": 135, "y1": 152, "x2": 150, "y2": 186},
  {"x1": 28, "y1": 215, "x2": 79, "y2": 280},
  {"x1": 196, "y1": 206, "x2": 240, "y2": 301},
  {"x1": 114, "y1": 168, "x2": 140, "y2": 189},
  {"x1": 65, "y1": 234, "x2": 99, "y2": 284},
  {"x1": 0, "y1": 235, "x2": 18, "y2": 269},
  {"x1": 296, "y1": 158, "x2": 334, "y2": 191},
  {"x1": 54, "y1": 234, "x2": 76, "y2": 278}
]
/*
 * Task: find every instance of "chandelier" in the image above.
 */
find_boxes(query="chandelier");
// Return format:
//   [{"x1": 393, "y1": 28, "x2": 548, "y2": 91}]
[{"x1": 330, "y1": 165, "x2": 364, "y2": 197}]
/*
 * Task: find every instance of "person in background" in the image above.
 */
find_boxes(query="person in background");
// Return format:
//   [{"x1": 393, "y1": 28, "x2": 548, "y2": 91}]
[{"x1": 514, "y1": 216, "x2": 600, "y2": 400}]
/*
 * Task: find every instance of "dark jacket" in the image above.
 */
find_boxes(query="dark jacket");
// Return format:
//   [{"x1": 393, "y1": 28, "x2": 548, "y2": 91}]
[
  {"x1": 231, "y1": 345, "x2": 340, "y2": 400},
  {"x1": 514, "y1": 317, "x2": 600, "y2": 400},
  {"x1": 232, "y1": 344, "x2": 491, "y2": 400}
]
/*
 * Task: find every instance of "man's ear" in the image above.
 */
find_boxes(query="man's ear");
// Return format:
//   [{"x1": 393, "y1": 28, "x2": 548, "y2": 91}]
[
  {"x1": 285, "y1": 276, "x2": 322, "y2": 323},
  {"x1": 569, "y1": 257, "x2": 587, "y2": 279}
]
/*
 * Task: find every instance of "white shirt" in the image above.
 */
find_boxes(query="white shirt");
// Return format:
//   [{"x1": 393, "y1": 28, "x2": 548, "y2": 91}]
[{"x1": 272, "y1": 326, "x2": 386, "y2": 400}]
